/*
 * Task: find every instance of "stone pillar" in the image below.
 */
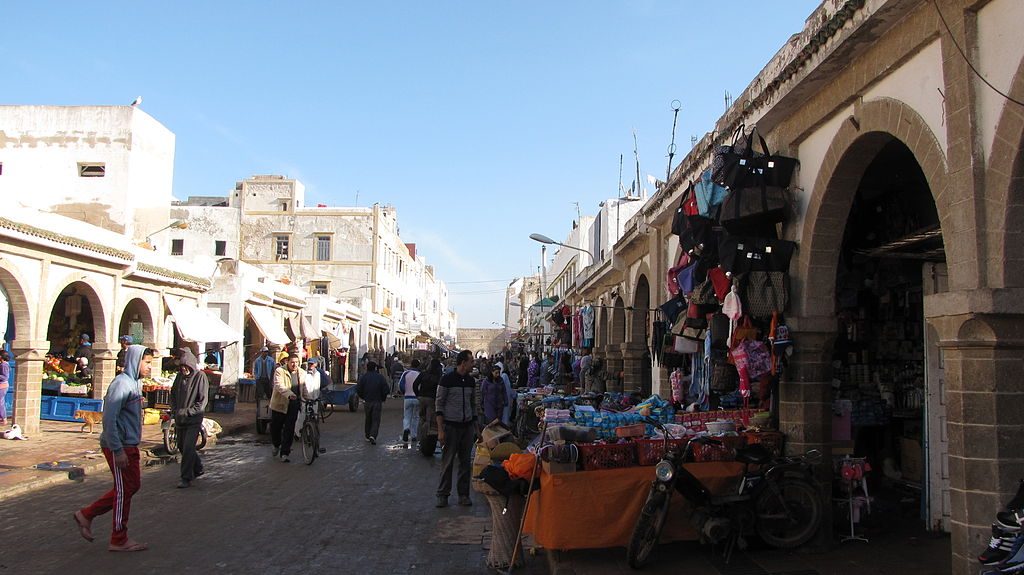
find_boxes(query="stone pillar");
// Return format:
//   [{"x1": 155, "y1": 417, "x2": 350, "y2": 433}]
[
  {"x1": 603, "y1": 345, "x2": 622, "y2": 393},
  {"x1": 935, "y1": 314, "x2": 1024, "y2": 575},
  {"x1": 11, "y1": 340, "x2": 48, "y2": 437},
  {"x1": 620, "y1": 342, "x2": 646, "y2": 394},
  {"x1": 90, "y1": 343, "x2": 117, "y2": 400}
]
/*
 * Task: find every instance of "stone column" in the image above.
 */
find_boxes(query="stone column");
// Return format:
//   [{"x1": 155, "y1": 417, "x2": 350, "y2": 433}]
[
  {"x1": 90, "y1": 343, "x2": 117, "y2": 400},
  {"x1": 603, "y1": 345, "x2": 622, "y2": 393},
  {"x1": 620, "y1": 342, "x2": 646, "y2": 394},
  {"x1": 934, "y1": 314, "x2": 1024, "y2": 575},
  {"x1": 11, "y1": 340, "x2": 48, "y2": 437}
]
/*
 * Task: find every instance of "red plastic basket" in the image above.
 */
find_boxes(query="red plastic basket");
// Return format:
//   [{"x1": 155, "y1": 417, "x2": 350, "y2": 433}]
[
  {"x1": 692, "y1": 435, "x2": 747, "y2": 462},
  {"x1": 742, "y1": 431, "x2": 784, "y2": 457},
  {"x1": 577, "y1": 442, "x2": 637, "y2": 471},
  {"x1": 635, "y1": 437, "x2": 690, "y2": 466}
]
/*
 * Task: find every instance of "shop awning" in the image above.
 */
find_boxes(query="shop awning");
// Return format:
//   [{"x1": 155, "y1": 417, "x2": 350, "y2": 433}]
[
  {"x1": 300, "y1": 315, "x2": 317, "y2": 340},
  {"x1": 245, "y1": 304, "x2": 291, "y2": 346},
  {"x1": 164, "y1": 296, "x2": 241, "y2": 344},
  {"x1": 322, "y1": 330, "x2": 343, "y2": 349}
]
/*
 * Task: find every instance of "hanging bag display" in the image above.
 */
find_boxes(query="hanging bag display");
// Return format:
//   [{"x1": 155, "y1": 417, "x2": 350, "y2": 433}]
[
  {"x1": 675, "y1": 262, "x2": 699, "y2": 295},
  {"x1": 693, "y1": 169, "x2": 729, "y2": 217},
  {"x1": 730, "y1": 316, "x2": 759, "y2": 349},
  {"x1": 713, "y1": 126, "x2": 799, "y2": 190},
  {"x1": 718, "y1": 236, "x2": 797, "y2": 275},
  {"x1": 688, "y1": 277, "x2": 717, "y2": 307},
  {"x1": 743, "y1": 271, "x2": 790, "y2": 319},
  {"x1": 659, "y1": 295, "x2": 687, "y2": 327},
  {"x1": 708, "y1": 267, "x2": 731, "y2": 302},
  {"x1": 718, "y1": 179, "x2": 788, "y2": 232},
  {"x1": 666, "y1": 251, "x2": 690, "y2": 296},
  {"x1": 709, "y1": 312, "x2": 731, "y2": 350},
  {"x1": 709, "y1": 359, "x2": 739, "y2": 393},
  {"x1": 711, "y1": 124, "x2": 746, "y2": 187}
]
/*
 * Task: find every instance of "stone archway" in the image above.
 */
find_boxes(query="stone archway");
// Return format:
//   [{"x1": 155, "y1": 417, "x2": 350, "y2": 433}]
[
  {"x1": 117, "y1": 297, "x2": 156, "y2": 347},
  {"x1": 625, "y1": 274, "x2": 652, "y2": 395},
  {"x1": 985, "y1": 53, "x2": 1024, "y2": 287},
  {"x1": 45, "y1": 278, "x2": 109, "y2": 355},
  {"x1": 607, "y1": 296, "x2": 626, "y2": 392},
  {"x1": 0, "y1": 264, "x2": 40, "y2": 434}
]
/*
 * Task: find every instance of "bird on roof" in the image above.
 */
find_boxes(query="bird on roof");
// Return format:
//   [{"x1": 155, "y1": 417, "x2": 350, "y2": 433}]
[{"x1": 130, "y1": 96, "x2": 143, "y2": 107}]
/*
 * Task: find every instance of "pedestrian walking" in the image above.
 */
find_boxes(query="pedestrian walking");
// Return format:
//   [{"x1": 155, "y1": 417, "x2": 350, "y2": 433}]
[
  {"x1": 527, "y1": 353, "x2": 540, "y2": 387},
  {"x1": 398, "y1": 359, "x2": 421, "y2": 443},
  {"x1": 480, "y1": 366, "x2": 506, "y2": 425},
  {"x1": 579, "y1": 348, "x2": 594, "y2": 393},
  {"x1": 73, "y1": 344, "x2": 152, "y2": 552},
  {"x1": 270, "y1": 354, "x2": 301, "y2": 462},
  {"x1": 295, "y1": 358, "x2": 323, "y2": 443},
  {"x1": 169, "y1": 349, "x2": 208, "y2": 488},
  {"x1": 496, "y1": 362, "x2": 516, "y2": 427},
  {"x1": 252, "y1": 346, "x2": 276, "y2": 399},
  {"x1": 517, "y1": 354, "x2": 529, "y2": 389},
  {"x1": 355, "y1": 361, "x2": 389, "y2": 444},
  {"x1": 414, "y1": 358, "x2": 442, "y2": 444},
  {"x1": 539, "y1": 352, "x2": 553, "y2": 387},
  {"x1": 435, "y1": 350, "x2": 477, "y2": 508},
  {"x1": 0, "y1": 350, "x2": 11, "y2": 426}
]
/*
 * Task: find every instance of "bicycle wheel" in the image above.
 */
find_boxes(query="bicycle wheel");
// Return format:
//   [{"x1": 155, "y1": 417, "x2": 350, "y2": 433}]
[
  {"x1": 163, "y1": 423, "x2": 179, "y2": 455},
  {"x1": 755, "y1": 478, "x2": 821, "y2": 548},
  {"x1": 626, "y1": 488, "x2": 671, "y2": 569},
  {"x1": 301, "y1": 422, "x2": 316, "y2": 465},
  {"x1": 319, "y1": 397, "x2": 333, "y2": 422}
]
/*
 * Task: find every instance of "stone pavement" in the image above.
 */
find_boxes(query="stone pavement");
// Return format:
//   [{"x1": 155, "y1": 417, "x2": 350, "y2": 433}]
[{"x1": 0, "y1": 400, "x2": 257, "y2": 501}]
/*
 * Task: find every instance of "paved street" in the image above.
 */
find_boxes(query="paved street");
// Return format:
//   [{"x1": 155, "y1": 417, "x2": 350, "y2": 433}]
[{"x1": 0, "y1": 402, "x2": 546, "y2": 575}]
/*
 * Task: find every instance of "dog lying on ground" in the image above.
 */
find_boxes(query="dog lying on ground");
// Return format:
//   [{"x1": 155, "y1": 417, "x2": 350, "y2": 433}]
[{"x1": 75, "y1": 410, "x2": 103, "y2": 433}]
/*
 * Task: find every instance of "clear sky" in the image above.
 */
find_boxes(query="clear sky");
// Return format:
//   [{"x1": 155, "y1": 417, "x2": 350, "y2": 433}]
[{"x1": 3, "y1": 1, "x2": 820, "y2": 327}]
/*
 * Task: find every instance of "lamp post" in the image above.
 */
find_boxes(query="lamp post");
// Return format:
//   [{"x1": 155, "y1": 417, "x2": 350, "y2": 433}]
[
  {"x1": 144, "y1": 219, "x2": 188, "y2": 250},
  {"x1": 529, "y1": 233, "x2": 595, "y2": 267}
]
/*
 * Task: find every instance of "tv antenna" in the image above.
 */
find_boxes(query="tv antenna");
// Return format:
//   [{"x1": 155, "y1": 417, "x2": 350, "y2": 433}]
[
  {"x1": 724, "y1": 90, "x2": 733, "y2": 109},
  {"x1": 666, "y1": 100, "x2": 681, "y2": 183}
]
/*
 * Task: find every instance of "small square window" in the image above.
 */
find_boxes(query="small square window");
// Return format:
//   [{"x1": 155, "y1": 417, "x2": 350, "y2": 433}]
[
  {"x1": 275, "y1": 235, "x2": 290, "y2": 260},
  {"x1": 215, "y1": 240, "x2": 226, "y2": 257},
  {"x1": 171, "y1": 239, "x2": 184, "y2": 256},
  {"x1": 281, "y1": 201, "x2": 289, "y2": 212},
  {"x1": 78, "y1": 163, "x2": 105, "y2": 177},
  {"x1": 311, "y1": 282, "x2": 329, "y2": 295}
]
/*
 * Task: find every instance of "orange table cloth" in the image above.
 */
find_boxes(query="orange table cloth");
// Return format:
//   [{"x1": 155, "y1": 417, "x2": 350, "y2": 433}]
[{"x1": 523, "y1": 462, "x2": 744, "y2": 550}]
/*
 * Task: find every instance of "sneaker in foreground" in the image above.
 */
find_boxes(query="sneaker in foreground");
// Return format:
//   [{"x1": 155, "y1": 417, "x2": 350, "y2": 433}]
[
  {"x1": 979, "y1": 524, "x2": 1018, "y2": 565},
  {"x1": 369, "y1": 436, "x2": 376, "y2": 445},
  {"x1": 436, "y1": 496, "x2": 448, "y2": 508},
  {"x1": 280, "y1": 453, "x2": 290, "y2": 463},
  {"x1": 176, "y1": 480, "x2": 191, "y2": 489},
  {"x1": 272, "y1": 446, "x2": 280, "y2": 458},
  {"x1": 458, "y1": 496, "x2": 472, "y2": 507}
]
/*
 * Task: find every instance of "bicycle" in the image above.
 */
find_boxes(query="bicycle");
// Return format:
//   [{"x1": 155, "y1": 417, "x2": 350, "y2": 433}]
[
  {"x1": 300, "y1": 399, "x2": 325, "y2": 465},
  {"x1": 160, "y1": 410, "x2": 207, "y2": 455},
  {"x1": 317, "y1": 388, "x2": 334, "y2": 423}
]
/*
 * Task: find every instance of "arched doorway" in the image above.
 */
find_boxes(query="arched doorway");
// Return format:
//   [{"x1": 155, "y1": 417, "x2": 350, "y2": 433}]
[
  {"x1": 0, "y1": 268, "x2": 33, "y2": 430},
  {"x1": 46, "y1": 281, "x2": 106, "y2": 359},
  {"x1": 118, "y1": 298, "x2": 154, "y2": 347},
  {"x1": 632, "y1": 275, "x2": 652, "y2": 396},
  {"x1": 609, "y1": 296, "x2": 626, "y2": 392},
  {"x1": 806, "y1": 130, "x2": 949, "y2": 534}
]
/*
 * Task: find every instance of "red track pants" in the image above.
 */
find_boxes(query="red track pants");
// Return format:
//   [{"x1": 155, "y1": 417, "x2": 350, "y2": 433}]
[{"x1": 79, "y1": 446, "x2": 141, "y2": 545}]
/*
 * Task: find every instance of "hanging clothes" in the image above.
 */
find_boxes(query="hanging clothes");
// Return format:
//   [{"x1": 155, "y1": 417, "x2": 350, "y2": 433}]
[
  {"x1": 651, "y1": 315, "x2": 667, "y2": 365},
  {"x1": 580, "y1": 304, "x2": 595, "y2": 349},
  {"x1": 572, "y1": 310, "x2": 583, "y2": 349}
]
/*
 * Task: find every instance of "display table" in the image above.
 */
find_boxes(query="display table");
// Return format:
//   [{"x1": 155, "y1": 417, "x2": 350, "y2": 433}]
[{"x1": 523, "y1": 461, "x2": 744, "y2": 550}]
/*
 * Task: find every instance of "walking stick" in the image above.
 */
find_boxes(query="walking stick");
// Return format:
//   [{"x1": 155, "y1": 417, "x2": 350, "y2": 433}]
[{"x1": 504, "y1": 419, "x2": 546, "y2": 574}]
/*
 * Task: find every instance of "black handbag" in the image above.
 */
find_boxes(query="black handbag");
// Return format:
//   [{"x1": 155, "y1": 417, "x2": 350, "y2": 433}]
[
  {"x1": 718, "y1": 180, "x2": 788, "y2": 232},
  {"x1": 719, "y1": 237, "x2": 798, "y2": 275},
  {"x1": 743, "y1": 271, "x2": 790, "y2": 319},
  {"x1": 709, "y1": 312, "x2": 731, "y2": 350},
  {"x1": 689, "y1": 278, "x2": 717, "y2": 306},
  {"x1": 713, "y1": 126, "x2": 798, "y2": 190},
  {"x1": 709, "y1": 360, "x2": 739, "y2": 393},
  {"x1": 659, "y1": 296, "x2": 687, "y2": 327}
]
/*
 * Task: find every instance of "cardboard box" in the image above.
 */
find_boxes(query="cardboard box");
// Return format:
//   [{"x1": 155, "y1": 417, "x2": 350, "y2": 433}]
[{"x1": 901, "y1": 437, "x2": 923, "y2": 483}]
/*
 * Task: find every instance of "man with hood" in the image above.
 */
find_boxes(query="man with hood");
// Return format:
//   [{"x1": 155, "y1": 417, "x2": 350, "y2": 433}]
[
  {"x1": 169, "y1": 348, "x2": 208, "y2": 488},
  {"x1": 73, "y1": 344, "x2": 152, "y2": 552}
]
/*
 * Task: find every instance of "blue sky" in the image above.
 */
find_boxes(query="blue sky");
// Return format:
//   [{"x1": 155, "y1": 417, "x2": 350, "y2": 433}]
[{"x1": 3, "y1": 1, "x2": 819, "y2": 327}]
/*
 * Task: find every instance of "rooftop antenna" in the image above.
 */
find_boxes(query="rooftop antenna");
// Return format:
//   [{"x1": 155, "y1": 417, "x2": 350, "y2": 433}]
[
  {"x1": 666, "y1": 99, "x2": 681, "y2": 183},
  {"x1": 724, "y1": 90, "x2": 733, "y2": 110},
  {"x1": 691, "y1": 135, "x2": 698, "y2": 148},
  {"x1": 618, "y1": 154, "x2": 625, "y2": 197},
  {"x1": 354, "y1": 189, "x2": 360, "y2": 206},
  {"x1": 572, "y1": 201, "x2": 581, "y2": 222},
  {"x1": 633, "y1": 129, "x2": 643, "y2": 199}
]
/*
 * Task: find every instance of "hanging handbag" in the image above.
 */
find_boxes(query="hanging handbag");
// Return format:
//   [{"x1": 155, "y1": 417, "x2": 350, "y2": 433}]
[
  {"x1": 708, "y1": 267, "x2": 731, "y2": 302},
  {"x1": 730, "y1": 316, "x2": 759, "y2": 349},
  {"x1": 718, "y1": 180, "x2": 788, "y2": 232},
  {"x1": 740, "y1": 339, "x2": 772, "y2": 380},
  {"x1": 675, "y1": 262, "x2": 699, "y2": 295},
  {"x1": 709, "y1": 360, "x2": 739, "y2": 393},
  {"x1": 719, "y1": 236, "x2": 797, "y2": 275},
  {"x1": 709, "y1": 312, "x2": 730, "y2": 350},
  {"x1": 693, "y1": 169, "x2": 729, "y2": 217},
  {"x1": 659, "y1": 296, "x2": 687, "y2": 327},
  {"x1": 679, "y1": 214, "x2": 719, "y2": 258},
  {"x1": 666, "y1": 251, "x2": 690, "y2": 296},
  {"x1": 713, "y1": 126, "x2": 798, "y2": 190},
  {"x1": 743, "y1": 271, "x2": 790, "y2": 319},
  {"x1": 711, "y1": 124, "x2": 746, "y2": 187},
  {"x1": 674, "y1": 335, "x2": 699, "y2": 354},
  {"x1": 688, "y1": 277, "x2": 717, "y2": 306}
]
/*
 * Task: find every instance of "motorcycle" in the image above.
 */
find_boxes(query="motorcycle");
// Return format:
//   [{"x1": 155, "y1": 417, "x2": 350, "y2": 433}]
[
  {"x1": 626, "y1": 417, "x2": 822, "y2": 569},
  {"x1": 161, "y1": 410, "x2": 208, "y2": 456}
]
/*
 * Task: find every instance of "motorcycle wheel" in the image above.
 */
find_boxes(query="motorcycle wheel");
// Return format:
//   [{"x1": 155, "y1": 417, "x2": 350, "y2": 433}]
[
  {"x1": 419, "y1": 434, "x2": 438, "y2": 457},
  {"x1": 163, "y1": 424, "x2": 179, "y2": 455},
  {"x1": 754, "y1": 478, "x2": 821, "y2": 549},
  {"x1": 626, "y1": 488, "x2": 671, "y2": 569}
]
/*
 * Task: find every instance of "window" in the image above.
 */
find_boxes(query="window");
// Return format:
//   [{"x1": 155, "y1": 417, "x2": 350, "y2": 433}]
[
  {"x1": 280, "y1": 201, "x2": 289, "y2": 212},
  {"x1": 78, "y1": 163, "x2": 105, "y2": 177},
  {"x1": 171, "y1": 239, "x2": 184, "y2": 256},
  {"x1": 215, "y1": 240, "x2": 226, "y2": 257},
  {"x1": 316, "y1": 235, "x2": 331, "y2": 261},
  {"x1": 311, "y1": 282, "x2": 329, "y2": 295},
  {"x1": 274, "y1": 235, "x2": 290, "y2": 260}
]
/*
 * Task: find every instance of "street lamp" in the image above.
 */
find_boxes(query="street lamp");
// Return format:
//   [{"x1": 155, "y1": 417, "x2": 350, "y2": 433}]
[
  {"x1": 338, "y1": 284, "x2": 374, "y2": 294},
  {"x1": 144, "y1": 219, "x2": 188, "y2": 248},
  {"x1": 529, "y1": 233, "x2": 595, "y2": 267}
]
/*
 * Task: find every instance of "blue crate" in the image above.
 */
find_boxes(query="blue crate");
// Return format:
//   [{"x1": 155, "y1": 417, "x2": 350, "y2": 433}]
[
  {"x1": 41, "y1": 396, "x2": 103, "y2": 422},
  {"x1": 212, "y1": 397, "x2": 235, "y2": 413}
]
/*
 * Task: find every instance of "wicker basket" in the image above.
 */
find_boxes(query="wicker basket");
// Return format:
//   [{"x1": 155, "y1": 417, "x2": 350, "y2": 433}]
[
  {"x1": 635, "y1": 437, "x2": 689, "y2": 466},
  {"x1": 577, "y1": 442, "x2": 637, "y2": 471},
  {"x1": 692, "y1": 435, "x2": 746, "y2": 462}
]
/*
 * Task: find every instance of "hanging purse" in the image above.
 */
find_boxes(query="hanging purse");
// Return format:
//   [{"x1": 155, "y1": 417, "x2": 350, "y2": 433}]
[
  {"x1": 709, "y1": 360, "x2": 739, "y2": 393},
  {"x1": 708, "y1": 267, "x2": 731, "y2": 302},
  {"x1": 709, "y1": 312, "x2": 731, "y2": 350},
  {"x1": 674, "y1": 335, "x2": 699, "y2": 354},
  {"x1": 688, "y1": 277, "x2": 717, "y2": 306},
  {"x1": 719, "y1": 236, "x2": 797, "y2": 275},
  {"x1": 659, "y1": 296, "x2": 687, "y2": 327},
  {"x1": 675, "y1": 262, "x2": 699, "y2": 295},
  {"x1": 730, "y1": 316, "x2": 759, "y2": 349},
  {"x1": 693, "y1": 169, "x2": 729, "y2": 217},
  {"x1": 666, "y1": 251, "x2": 690, "y2": 296},
  {"x1": 713, "y1": 126, "x2": 799, "y2": 190},
  {"x1": 718, "y1": 180, "x2": 788, "y2": 232},
  {"x1": 743, "y1": 271, "x2": 790, "y2": 319},
  {"x1": 711, "y1": 124, "x2": 746, "y2": 187}
]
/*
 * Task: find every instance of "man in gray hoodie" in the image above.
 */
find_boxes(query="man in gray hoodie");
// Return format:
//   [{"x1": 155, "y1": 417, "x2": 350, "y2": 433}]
[
  {"x1": 170, "y1": 348, "x2": 208, "y2": 488},
  {"x1": 73, "y1": 344, "x2": 152, "y2": 552}
]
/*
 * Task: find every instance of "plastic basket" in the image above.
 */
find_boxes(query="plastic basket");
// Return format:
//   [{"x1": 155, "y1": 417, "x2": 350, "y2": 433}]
[
  {"x1": 577, "y1": 442, "x2": 637, "y2": 471},
  {"x1": 146, "y1": 389, "x2": 171, "y2": 408},
  {"x1": 692, "y1": 435, "x2": 746, "y2": 462},
  {"x1": 742, "y1": 431, "x2": 784, "y2": 457},
  {"x1": 635, "y1": 437, "x2": 690, "y2": 466}
]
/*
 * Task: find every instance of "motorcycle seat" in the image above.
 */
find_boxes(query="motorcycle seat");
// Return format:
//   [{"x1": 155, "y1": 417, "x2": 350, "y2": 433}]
[{"x1": 735, "y1": 444, "x2": 773, "y2": 465}]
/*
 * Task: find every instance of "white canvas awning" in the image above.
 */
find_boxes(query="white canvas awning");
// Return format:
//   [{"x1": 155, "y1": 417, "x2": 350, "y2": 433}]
[
  {"x1": 164, "y1": 296, "x2": 241, "y2": 344},
  {"x1": 245, "y1": 304, "x2": 291, "y2": 346}
]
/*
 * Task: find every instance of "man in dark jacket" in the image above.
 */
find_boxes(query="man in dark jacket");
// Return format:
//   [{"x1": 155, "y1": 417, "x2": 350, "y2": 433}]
[
  {"x1": 435, "y1": 350, "x2": 478, "y2": 508},
  {"x1": 356, "y1": 361, "x2": 389, "y2": 444},
  {"x1": 169, "y1": 349, "x2": 208, "y2": 488}
]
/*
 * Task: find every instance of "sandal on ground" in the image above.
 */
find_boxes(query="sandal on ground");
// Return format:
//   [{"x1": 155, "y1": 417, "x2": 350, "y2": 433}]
[
  {"x1": 108, "y1": 541, "x2": 148, "y2": 552},
  {"x1": 73, "y1": 511, "x2": 94, "y2": 542}
]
